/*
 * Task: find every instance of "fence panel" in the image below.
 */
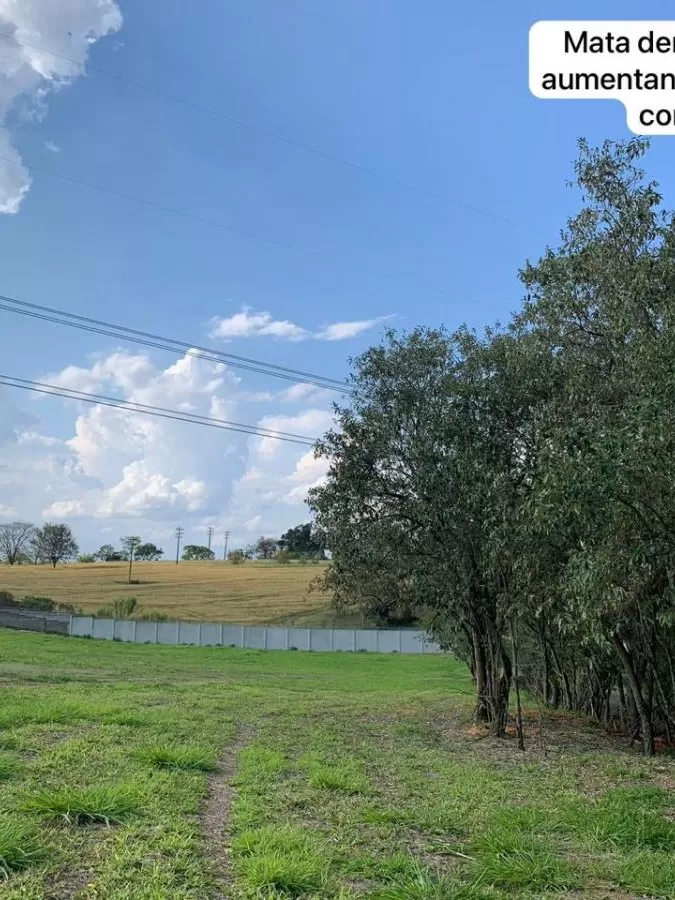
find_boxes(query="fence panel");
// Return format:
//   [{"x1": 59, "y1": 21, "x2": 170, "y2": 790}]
[
  {"x1": 157, "y1": 621, "x2": 180, "y2": 644},
  {"x1": 309, "y1": 628, "x2": 332, "y2": 651},
  {"x1": 200, "y1": 624, "x2": 222, "y2": 646},
  {"x1": 376, "y1": 630, "x2": 402, "y2": 653},
  {"x1": 135, "y1": 621, "x2": 158, "y2": 644},
  {"x1": 0, "y1": 607, "x2": 70, "y2": 635},
  {"x1": 43, "y1": 615, "x2": 443, "y2": 655},
  {"x1": 243, "y1": 626, "x2": 266, "y2": 650},
  {"x1": 265, "y1": 627, "x2": 288, "y2": 650},
  {"x1": 92, "y1": 618, "x2": 115, "y2": 640},
  {"x1": 355, "y1": 629, "x2": 379, "y2": 653}
]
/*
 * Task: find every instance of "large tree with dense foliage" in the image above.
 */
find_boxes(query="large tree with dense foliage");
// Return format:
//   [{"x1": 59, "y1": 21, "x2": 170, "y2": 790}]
[
  {"x1": 182, "y1": 544, "x2": 215, "y2": 561},
  {"x1": 310, "y1": 138, "x2": 675, "y2": 754},
  {"x1": 278, "y1": 523, "x2": 326, "y2": 558}
]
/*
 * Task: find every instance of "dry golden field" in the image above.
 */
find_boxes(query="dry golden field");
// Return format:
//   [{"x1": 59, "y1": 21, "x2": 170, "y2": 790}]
[{"x1": 0, "y1": 560, "x2": 339, "y2": 624}]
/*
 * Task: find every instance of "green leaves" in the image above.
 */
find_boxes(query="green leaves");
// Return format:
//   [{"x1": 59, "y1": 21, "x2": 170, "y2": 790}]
[{"x1": 311, "y1": 138, "x2": 675, "y2": 753}]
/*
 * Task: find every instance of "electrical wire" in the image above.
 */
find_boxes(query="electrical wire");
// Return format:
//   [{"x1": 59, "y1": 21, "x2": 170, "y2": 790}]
[
  {"x1": 0, "y1": 293, "x2": 351, "y2": 394},
  {"x1": 0, "y1": 152, "x2": 457, "y2": 301},
  {"x1": 0, "y1": 30, "x2": 530, "y2": 233},
  {"x1": 0, "y1": 375, "x2": 318, "y2": 446}
]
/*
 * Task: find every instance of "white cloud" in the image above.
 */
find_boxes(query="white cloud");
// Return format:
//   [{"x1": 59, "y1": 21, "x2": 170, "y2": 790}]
[
  {"x1": 254, "y1": 409, "x2": 331, "y2": 459},
  {"x1": 0, "y1": 346, "x2": 339, "y2": 548},
  {"x1": 210, "y1": 307, "x2": 392, "y2": 343},
  {"x1": 43, "y1": 139, "x2": 60, "y2": 153},
  {"x1": 0, "y1": 503, "x2": 17, "y2": 518},
  {"x1": 315, "y1": 317, "x2": 391, "y2": 340},
  {"x1": 210, "y1": 308, "x2": 309, "y2": 342},
  {"x1": 0, "y1": 0, "x2": 123, "y2": 213}
]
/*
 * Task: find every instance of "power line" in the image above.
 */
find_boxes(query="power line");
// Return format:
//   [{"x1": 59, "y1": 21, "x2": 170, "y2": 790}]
[
  {"x1": 0, "y1": 376, "x2": 318, "y2": 446},
  {"x1": 0, "y1": 293, "x2": 350, "y2": 393},
  {"x1": 0, "y1": 153, "x2": 460, "y2": 301},
  {"x1": 0, "y1": 31, "x2": 530, "y2": 233}
]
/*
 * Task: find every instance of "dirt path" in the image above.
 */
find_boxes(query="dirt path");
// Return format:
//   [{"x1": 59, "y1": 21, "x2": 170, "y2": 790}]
[{"x1": 201, "y1": 726, "x2": 253, "y2": 899}]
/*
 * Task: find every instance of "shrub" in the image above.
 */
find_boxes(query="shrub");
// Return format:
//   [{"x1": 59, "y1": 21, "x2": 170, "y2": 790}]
[
  {"x1": 56, "y1": 603, "x2": 83, "y2": 615},
  {"x1": 275, "y1": 549, "x2": 293, "y2": 565},
  {"x1": 19, "y1": 596, "x2": 55, "y2": 612},
  {"x1": 96, "y1": 597, "x2": 138, "y2": 619},
  {"x1": 137, "y1": 611, "x2": 169, "y2": 622},
  {"x1": 228, "y1": 550, "x2": 245, "y2": 564},
  {"x1": 0, "y1": 591, "x2": 17, "y2": 607},
  {"x1": 78, "y1": 554, "x2": 95, "y2": 563}
]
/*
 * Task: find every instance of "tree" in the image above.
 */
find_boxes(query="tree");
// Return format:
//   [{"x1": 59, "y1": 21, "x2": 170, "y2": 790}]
[
  {"x1": 135, "y1": 543, "x2": 163, "y2": 561},
  {"x1": 29, "y1": 531, "x2": 45, "y2": 565},
  {"x1": 0, "y1": 522, "x2": 36, "y2": 565},
  {"x1": 228, "y1": 549, "x2": 245, "y2": 564},
  {"x1": 309, "y1": 326, "x2": 525, "y2": 733},
  {"x1": 278, "y1": 523, "x2": 326, "y2": 558},
  {"x1": 255, "y1": 536, "x2": 278, "y2": 560},
  {"x1": 310, "y1": 137, "x2": 675, "y2": 754},
  {"x1": 94, "y1": 544, "x2": 119, "y2": 562},
  {"x1": 182, "y1": 544, "x2": 215, "y2": 561},
  {"x1": 37, "y1": 523, "x2": 78, "y2": 568},
  {"x1": 121, "y1": 536, "x2": 142, "y2": 584}
]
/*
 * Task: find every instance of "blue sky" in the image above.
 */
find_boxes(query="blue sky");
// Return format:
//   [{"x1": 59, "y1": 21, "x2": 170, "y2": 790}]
[{"x1": 1, "y1": 0, "x2": 675, "y2": 553}]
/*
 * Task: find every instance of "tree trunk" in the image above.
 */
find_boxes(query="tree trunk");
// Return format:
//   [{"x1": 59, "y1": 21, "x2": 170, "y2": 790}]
[
  {"x1": 612, "y1": 632, "x2": 655, "y2": 757},
  {"x1": 472, "y1": 631, "x2": 490, "y2": 723},
  {"x1": 511, "y1": 619, "x2": 525, "y2": 750}
]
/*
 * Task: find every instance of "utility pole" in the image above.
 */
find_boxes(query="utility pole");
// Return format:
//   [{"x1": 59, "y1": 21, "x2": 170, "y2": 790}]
[
  {"x1": 206, "y1": 526, "x2": 214, "y2": 553},
  {"x1": 223, "y1": 530, "x2": 230, "y2": 561},
  {"x1": 175, "y1": 526, "x2": 183, "y2": 565}
]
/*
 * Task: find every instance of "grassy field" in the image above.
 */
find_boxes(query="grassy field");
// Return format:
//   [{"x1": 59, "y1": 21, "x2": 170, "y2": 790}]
[
  {"x1": 0, "y1": 631, "x2": 674, "y2": 898},
  {"x1": 0, "y1": 561, "x2": 343, "y2": 625}
]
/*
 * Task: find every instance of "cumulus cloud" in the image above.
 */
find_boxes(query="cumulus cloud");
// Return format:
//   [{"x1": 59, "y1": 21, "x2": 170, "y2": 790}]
[
  {"x1": 210, "y1": 308, "x2": 309, "y2": 342},
  {"x1": 0, "y1": 347, "x2": 337, "y2": 551},
  {"x1": 43, "y1": 139, "x2": 60, "y2": 153},
  {"x1": 0, "y1": 0, "x2": 123, "y2": 213},
  {"x1": 0, "y1": 330, "x2": 341, "y2": 546},
  {"x1": 211, "y1": 307, "x2": 392, "y2": 343}
]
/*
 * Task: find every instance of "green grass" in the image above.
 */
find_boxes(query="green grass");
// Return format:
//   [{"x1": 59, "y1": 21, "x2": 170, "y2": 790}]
[
  {"x1": 234, "y1": 825, "x2": 328, "y2": 894},
  {"x1": 0, "y1": 629, "x2": 673, "y2": 898},
  {"x1": 0, "y1": 822, "x2": 42, "y2": 879},
  {"x1": 0, "y1": 753, "x2": 19, "y2": 782},
  {"x1": 24, "y1": 784, "x2": 142, "y2": 825},
  {"x1": 137, "y1": 744, "x2": 218, "y2": 772}
]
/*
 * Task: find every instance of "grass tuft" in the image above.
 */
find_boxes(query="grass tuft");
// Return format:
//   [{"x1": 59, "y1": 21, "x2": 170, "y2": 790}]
[
  {"x1": 564, "y1": 785, "x2": 675, "y2": 851},
  {"x1": 234, "y1": 825, "x2": 328, "y2": 895},
  {"x1": 472, "y1": 831, "x2": 579, "y2": 892},
  {"x1": 371, "y1": 861, "x2": 501, "y2": 899},
  {"x1": 23, "y1": 785, "x2": 141, "y2": 825},
  {"x1": 0, "y1": 753, "x2": 20, "y2": 782},
  {"x1": 309, "y1": 764, "x2": 368, "y2": 794},
  {"x1": 0, "y1": 822, "x2": 43, "y2": 878},
  {"x1": 136, "y1": 744, "x2": 217, "y2": 772}
]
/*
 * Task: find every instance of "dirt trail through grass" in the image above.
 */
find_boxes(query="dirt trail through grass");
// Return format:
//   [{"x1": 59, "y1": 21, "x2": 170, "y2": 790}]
[{"x1": 201, "y1": 726, "x2": 254, "y2": 899}]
